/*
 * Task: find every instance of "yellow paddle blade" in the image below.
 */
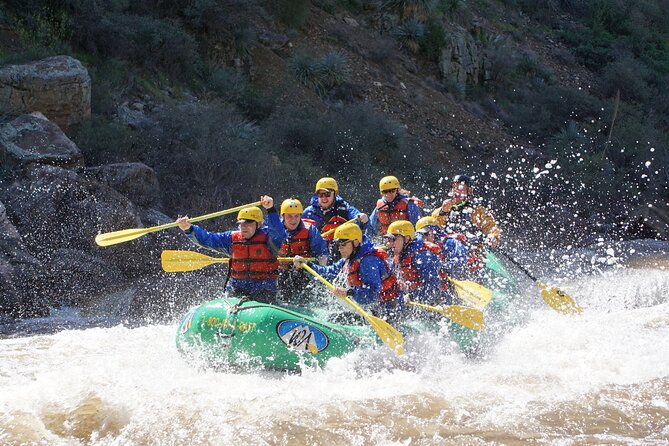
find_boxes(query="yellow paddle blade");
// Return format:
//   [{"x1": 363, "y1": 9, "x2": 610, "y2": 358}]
[
  {"x1": 342, "y1": 294, "x2": 405, "y2": 356},
  {"x1": 162, "y1": 250, "x2": 315, "y2": 272},
  {"x1": 449, "y1": 278, "x2": 493, "y2": 310},
  {"x1": 96, "y1": 201, "x2": 262, "y2": 247},
  {"x1": 538, "y1": 282, "x2": 583, "y2": 315},
  {"x1": 301, "y1": 263, "x2": 404, "y2": 356},
  {"x1": 408, "y1": 301, "x2": 485, "y2": 331},
  {"x1": 161, "y1": 250, "x2": 227, "y2": 272},
  {"x1": 96, "y1": 225, "x2": 175, "y2": 247}
]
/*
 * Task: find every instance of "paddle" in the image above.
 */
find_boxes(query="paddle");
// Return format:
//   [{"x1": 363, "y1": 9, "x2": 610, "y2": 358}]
[
  {"x1": 161, "y1": 250, "x2": 315, "y2": 272},
  {"x1": 390, "y1": 253, "x2": 487, "y2": 329},
  {"x1": 95, "y1": 201, "x2": 262, "y2": 247},
  {"x1": 495, "y1": 250, "x2": 583, "y2": 315},
  {"x1": 321, "y1": 218, "x2": 358, "y2": 237},
  {"x1": 448, "y1": 278, "x2": 493, "y2": 310},
  {"x1": 407, "y1": 301, "x2": 484, "y2": 331},
  {"x1": 300, "y1": 263, "x2": 405, "y2": 356}
]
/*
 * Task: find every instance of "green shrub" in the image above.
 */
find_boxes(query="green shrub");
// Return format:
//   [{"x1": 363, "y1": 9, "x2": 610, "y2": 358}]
[
  {"x1": 503, "y1": 83, "x2": 604, "y2": 138},
  {"x1": 317, "y1": 51, "x2": 351, "y2": 88},
  {"x1": 289, "y1": 51, "x2": 351, "y2": 93},
  {"x1": 132, "y1": 101, "x2": 308, "y2": 214},
  {"x1": 265, "y1": 104, "x2": 416, "y2": 183},
  {"x1": 73, "y1": 116, "x2": 137, "y2": 164},
  {"x1": 419, "y1": 17, "x2": 446, "y2": 62},
  {"x1": 600, "y1": 56, "x2": 650, "y2": 101},
  {"x1": 278, "y1": 0, "x2": 309, "y2": 29},
  {"x1": 69, "y1": 13, "x2": 203, "y2": 83},
  {"x1": 383, "y1": 0, "x2": 437, "y2": 20},
  {"x1": 394, "y1": 18, "x2": 425, "y2": 53},
  {"x1": 337, "y1": 0, "x2": 364, "y2": 14}
]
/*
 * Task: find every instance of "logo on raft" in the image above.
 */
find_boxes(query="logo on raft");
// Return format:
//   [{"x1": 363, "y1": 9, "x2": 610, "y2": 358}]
[
  {"x1": 179, "y1": 306, "x2": 199, "y2": 334},
  {"x1": 276, "y1": 320, "x2": 330, "y2": 354}
]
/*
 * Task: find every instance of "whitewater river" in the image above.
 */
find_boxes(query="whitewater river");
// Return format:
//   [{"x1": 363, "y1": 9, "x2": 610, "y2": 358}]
[{"x1": 1, "y1": 250, "x2": 668, "y2": 445}]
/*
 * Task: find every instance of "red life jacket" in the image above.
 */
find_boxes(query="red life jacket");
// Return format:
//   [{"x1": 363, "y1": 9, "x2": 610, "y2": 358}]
[
  {"x1": 399, "y1": 241, "x2": 449, "y2": 291},
  {"x1": 230, "y1": 231, "x2": 279, "y2": 280},
  {"x1": 424, "y1": 241, "x2": 451, "y2": 291},
  {"x1": 278, "y1": 223, "x2": 312, "y2": 270},
  {"x1": 375, "y1": 198, "x2": 409, "y2": 235},
  {"x1": 448, "y1": 233, "x2": 484, "y2": 272},
  {"x1": 321, "y1": 215, "x2": 349, "y2": 241},
  {"x1": 346, "y1": 249, "x2": 399, "y2": 302}
]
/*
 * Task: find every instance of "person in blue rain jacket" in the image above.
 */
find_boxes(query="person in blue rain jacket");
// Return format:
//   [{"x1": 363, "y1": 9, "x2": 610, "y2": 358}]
[{"x1": 176, "y1": 195, "x2": 286, "y2": 302}]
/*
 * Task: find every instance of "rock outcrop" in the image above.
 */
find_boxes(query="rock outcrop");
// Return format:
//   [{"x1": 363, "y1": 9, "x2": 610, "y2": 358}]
[
  {"x1": 0, "y1": 55, "x2": 91, "y2": 128},
  {"x1": 0, "y1": 112, "x2": 84, "y2": 168}
]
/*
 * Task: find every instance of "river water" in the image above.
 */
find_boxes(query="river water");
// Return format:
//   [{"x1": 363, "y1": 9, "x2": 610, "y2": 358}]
[{"x1": 1, "y1": 247, "x2": 668, "y2": 445}]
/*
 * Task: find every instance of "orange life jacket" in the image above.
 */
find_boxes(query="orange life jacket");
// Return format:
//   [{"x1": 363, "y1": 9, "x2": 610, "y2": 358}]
[
  {"x1": 230, "y1": 231, "x2": 279, "y2": 280},
  {"x1": 376, "y1": 198, "x2": 409, "y2": 235},
  {"x1": 346, "y1": 249, "x2": 399, "y2": 302},
  {"x1": 399, "y1": 241, "x2": 449, "y2": 292},
  {"x1": 278, "y1": 223, "x2": 312, "y2": 271}
]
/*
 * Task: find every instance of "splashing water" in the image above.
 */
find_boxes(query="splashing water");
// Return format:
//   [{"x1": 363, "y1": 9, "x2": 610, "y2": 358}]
[{"x1": 1, "y1": 251, "x2": 669, "y2": 445}]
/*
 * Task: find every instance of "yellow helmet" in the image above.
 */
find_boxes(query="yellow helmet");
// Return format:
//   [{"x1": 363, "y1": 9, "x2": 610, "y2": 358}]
[
  {"x1": 280, "y1": 198, "x2": 303, "y2": 215},
  {"x1": 386, "y1": 220, "x2": 415, "y2": 240},
  {"x1": 415, "y1": 216, "x2": 440, "y2": 233},
  {"x1": 315, "y1": 177, "x2": 338, "y2": 195},
  {"x1": 237, "y1": 206, "x2": 263, "y2": 224},
  {"x1": 333, "y1": 222, "x2": 362, "y2": 243},
  {"x1": 379, "y1": 175, "x2": 400, "y2": 192}
]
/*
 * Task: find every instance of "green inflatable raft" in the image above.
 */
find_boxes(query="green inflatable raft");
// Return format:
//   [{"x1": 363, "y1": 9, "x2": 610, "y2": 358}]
[{"x1": 176, "y1": 252, "x2": 521, "y2": 370}]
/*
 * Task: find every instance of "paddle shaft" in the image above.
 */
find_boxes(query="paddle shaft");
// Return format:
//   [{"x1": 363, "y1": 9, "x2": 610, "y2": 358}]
[
  {"x1": 321, "y1": 218, "x2": 358, "y2": 237},
  {"x1": 300, "y1": 262, "x2": 405, "y2": 356},
  {"x1": 494, "y1": 250, "x2": 539, "y2": 282},
  {"x1": 96, "y1": 201, "x2": 262, "y2": 246},
  {"x1": 300, "y1": 263, "x2": 336, "y2": 291}
]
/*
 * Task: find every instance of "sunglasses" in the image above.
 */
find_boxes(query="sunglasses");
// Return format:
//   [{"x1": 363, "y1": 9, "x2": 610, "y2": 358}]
[
  {"x1": 317, "y1": 190, "x2": 334, "y2": 198},
  {"x1": 333, "y1": 239, "x2": 353, "y2": 247},
  {"x1": 381, "y1": 188, "x2": 398, "y2": 194}
]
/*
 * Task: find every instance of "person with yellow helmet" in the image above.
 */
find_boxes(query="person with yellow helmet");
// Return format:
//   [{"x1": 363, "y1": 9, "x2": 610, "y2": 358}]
[
  {"x1": 367, "y1": 175, "x2": 421, "y2": 237},
  {"x1": 383, "y1": 220, "x2": 444, "y2": 305},
  {"x1": 415, "y1": 216, "x2": 469, "y2": 281},
  {"x1": 432, "y1": 175, "x2": 501, "y2": 249},
  {"x1": 302, "y1": 177, "x2": 368, "y2": 262},
  {"x1": 277, "y1": 198, "x2": 328, "y2": 298},
  {"x1": 176, "y1": 195, "x2": 286, "y2": 302},
  {"x1": 293, "y1": 222, "x2": 404, "y2": 320}
]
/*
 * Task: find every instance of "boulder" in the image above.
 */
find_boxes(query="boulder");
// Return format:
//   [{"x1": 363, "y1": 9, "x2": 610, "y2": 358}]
[
  {"x1": 0, "y1": 112, "x2": 83, "y2": 167},
  {"x1": 0, "y1": 200, "x2": 48, "y2": 318},
  {"x1": 40, "y1": 248, "x2": 125, "y2": 307},
  {"x1": 85, "y1": 162, "x2": 161, "y2": 208},
  {"x1": 0, "y1": 55, "x2": 91, "y2": 128}
]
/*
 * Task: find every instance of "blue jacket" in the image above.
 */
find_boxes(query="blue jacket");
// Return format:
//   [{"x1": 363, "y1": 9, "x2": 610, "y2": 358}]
[
  {"x1": 366, "y1": 193, "x2": 421, "y2": 237},
  {"x1": 282, "y1": 219, "x2": 328, "y2": 258},
  {"x1": 303, "y1": 195, "x2": 365, "y2": 232},
  {"x1": 397, "y1": 235, "x2": 443, "y2": 303},
  {"x1": 184, "y1": 208, "x2": 287, "y2": 293},
  {"x1": 441, "y1": 236, "x2": 469, "y2": 278},
  {"x1": 309, "y1": 237, "x2": 403, "y2": 307}
]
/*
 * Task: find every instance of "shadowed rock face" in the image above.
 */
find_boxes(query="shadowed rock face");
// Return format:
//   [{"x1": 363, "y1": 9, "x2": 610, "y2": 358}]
[
  {"x1": 85, "y1": 163, "x2": 161, "y2": 208},
  {"x1": 0, "y1": 112, "x2": 84, "y2": 168},
  {"x1": 0, "y1": 55, "x2": 91, "y2": 128}
]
